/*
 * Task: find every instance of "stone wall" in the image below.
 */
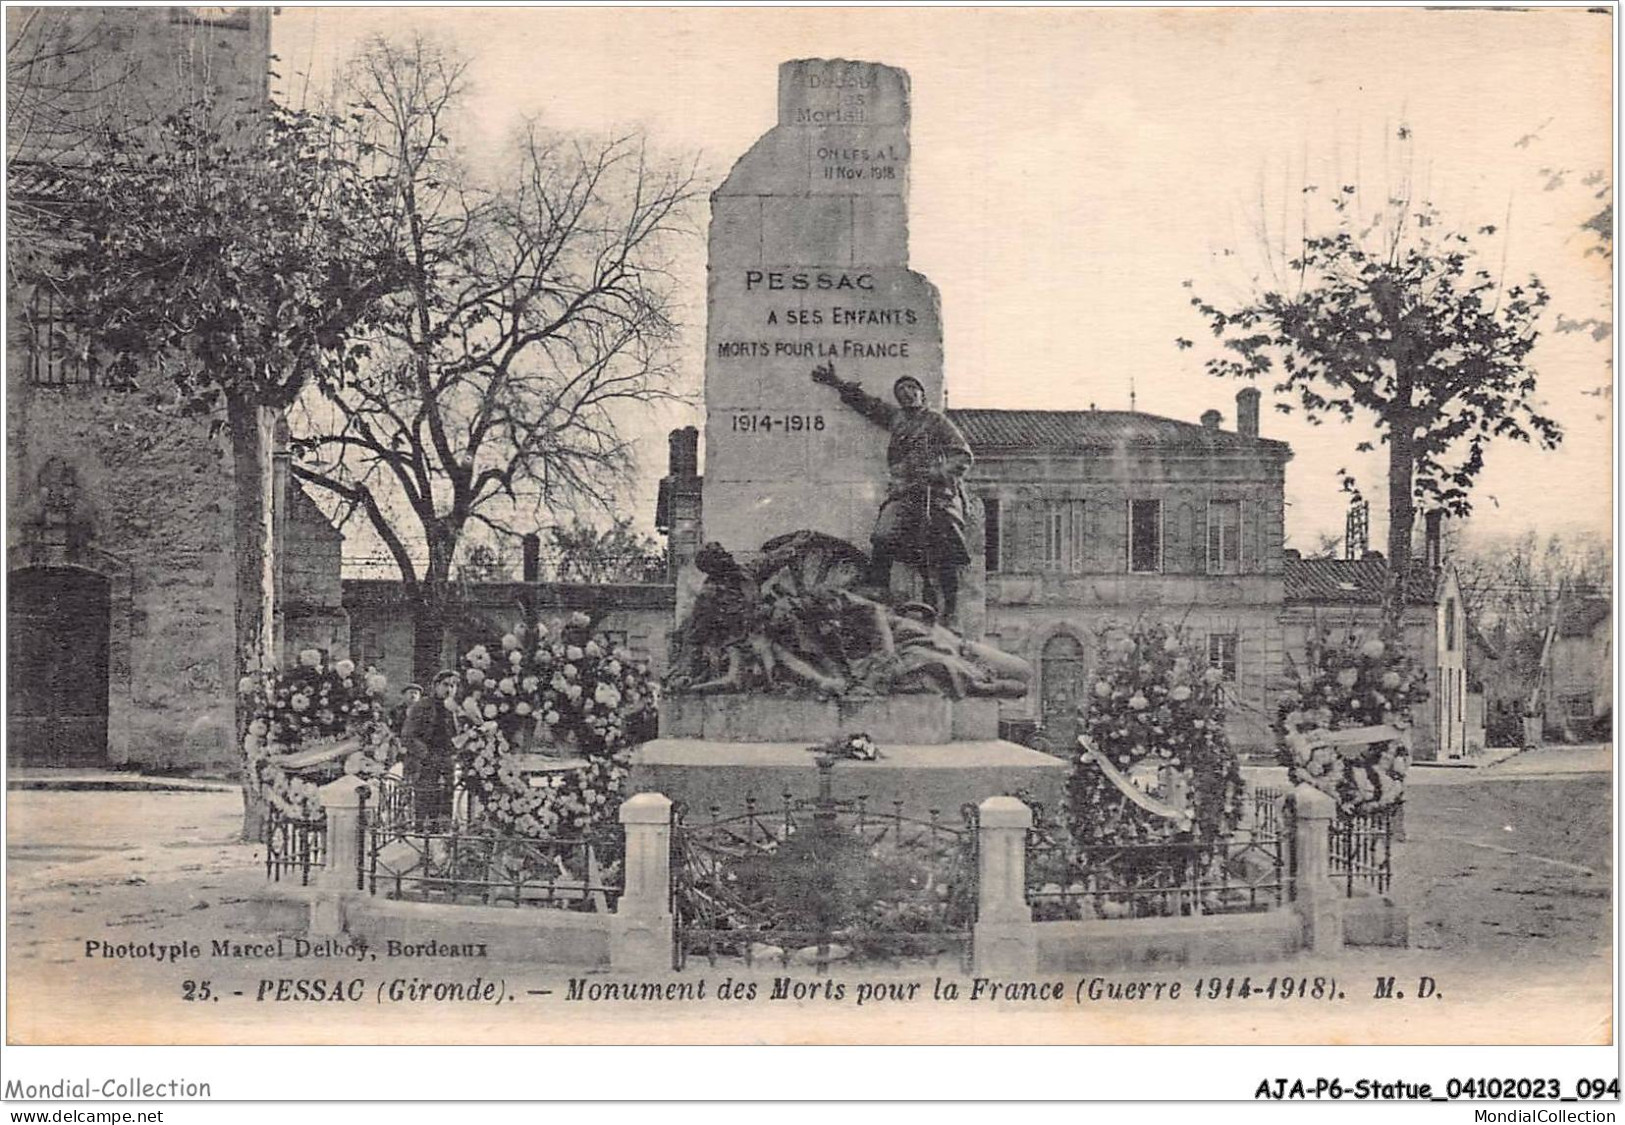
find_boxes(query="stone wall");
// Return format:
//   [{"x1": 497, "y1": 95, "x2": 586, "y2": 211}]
[
  {"x1": 7, "y1": 385, "x2": 238, "y2": 769},
  {"x1": 277, "y1": 481, "x2": 348, "y2": 663},
  {"x1": 1548, "y1": 625, "x2": 1612, "y2": 735}
]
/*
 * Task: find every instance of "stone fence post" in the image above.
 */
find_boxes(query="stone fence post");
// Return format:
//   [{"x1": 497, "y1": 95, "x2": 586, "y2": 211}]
[
  {"x1": 611, "y1": 792, "x2": 674, "y2": 971},
  {"x1": 1290, "y1": 783, "x2": 1344, "y2": 955},
  {"x1": 973, "y1": 795, "x2": 1038, "y2": 973},
  {"x1": 311, "y1": 775, "x2": 368, "y2": 936}
]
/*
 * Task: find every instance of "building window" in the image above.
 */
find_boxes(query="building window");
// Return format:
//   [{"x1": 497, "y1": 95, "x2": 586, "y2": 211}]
[
  {"x1": 1129, "y1": 499, "x2": 1162, "y2": 574},
  {"x1": 1031, "y1": 499, "x2": 1086, "y2": 573},
  {"x1": 1208, "y1": 633, "x2": 1238, "y2": 682},
  {"x1": 1207, "y1": 499, "x2": 1241, "y2": 575},
  {"x1": 1445, "y1": 597, "x2": 1458, "y2": 652},
  {"x1": 23, "y1": 290, "x2": 92, "y2": 387},
  {"x1": 983, "y1": 498, "x2": 1002, "y2": 574},
  {"x1": 1561, "y1": 693, "x2": 1594, "y2": 719},
  {"x1": 1043, "y1": 505, "x2": 1065, "y2": 569}
]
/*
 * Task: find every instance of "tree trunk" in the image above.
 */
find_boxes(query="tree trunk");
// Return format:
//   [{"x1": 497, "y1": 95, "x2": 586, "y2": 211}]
[
  {"x1": 412, "y1": 585, "x2": 450, "y2": 687},
  {"x1": 1385, "y1": 409, "x2": 1416, "y2": 633},
  {"x1": 228, "y1": 391, "x2": 277, "y2": 842}
]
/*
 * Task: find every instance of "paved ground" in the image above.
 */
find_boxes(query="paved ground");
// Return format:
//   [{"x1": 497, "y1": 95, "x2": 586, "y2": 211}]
[{"x1": 4, "y1": 745, "x2": 1613, "y2": 1045}]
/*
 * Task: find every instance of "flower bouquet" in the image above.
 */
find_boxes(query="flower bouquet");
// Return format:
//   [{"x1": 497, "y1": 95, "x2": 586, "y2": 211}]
[{"x1": 810, "y1": 732, "x2": 881, "y2": 762}]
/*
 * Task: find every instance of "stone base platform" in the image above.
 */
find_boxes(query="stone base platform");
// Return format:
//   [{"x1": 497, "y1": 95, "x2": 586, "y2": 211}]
[
  {"x1": 658, "y1": 694, "x2": 1000, "y2": 744},
  {"x1": 630, "y1": 738, "x2": 1068, "y2": 822}
]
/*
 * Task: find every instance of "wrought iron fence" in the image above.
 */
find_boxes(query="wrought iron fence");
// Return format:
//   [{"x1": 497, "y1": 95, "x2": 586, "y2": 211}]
[
  {"x1": 363, "y1": 821, "x2": 623, "y2": 911},
  {"x1": 264, "y1": 805, "x2": 327, "y2": 885},
  {"x1": 1329, "y1": 805, "x2": 1396, "y2": 897},
  {"x1": 671, "y1": 760, "x2": 979, "y2": 971},
  {"x1": 1251, "y1": 786, "x2": 1286, "y2": 843},
  {"x1": 1025, "y1": 817, "x2": 1288, "y2": 922},
  {"x1": 361, "y1": 773, "x2": 420, "y2": 834}
]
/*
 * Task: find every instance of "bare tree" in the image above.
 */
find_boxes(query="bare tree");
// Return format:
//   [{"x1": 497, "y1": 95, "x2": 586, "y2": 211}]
[{"x1": 289, "y1": 37, "x2": 701, "y2": 682}]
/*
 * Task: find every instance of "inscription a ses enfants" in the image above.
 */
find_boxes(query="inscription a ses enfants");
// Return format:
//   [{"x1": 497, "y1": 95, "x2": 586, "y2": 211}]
[{"x1": 716, "y1": 269, "x2": 918, "y2": 361}]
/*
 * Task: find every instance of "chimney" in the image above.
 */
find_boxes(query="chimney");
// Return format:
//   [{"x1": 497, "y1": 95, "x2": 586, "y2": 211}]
[
  {"x1": 1235, "y1": 387, "x2": 1260, "y2": 438},
  {"x1": 522, "y1": 532, "x2": 541, "y2": 583},
  {"x1": 668, "y1": 426, "x2": 699, "y2": 477},
  {"x1": 1424, "y1": 510, "x2": 1443, "y2": 570},
  {"x1": 658, "y1": 426, "x2": 704, "y2": 577},
  {"x1": 1200, "y1": 409, "x2": 1223, "y2": 430}
]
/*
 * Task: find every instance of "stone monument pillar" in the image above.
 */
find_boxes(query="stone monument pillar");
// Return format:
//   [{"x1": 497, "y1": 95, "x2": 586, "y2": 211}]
[
  {"x1": 636, "y1": 60, "x2": 1063, "y2": 820},
  {"x1": 703, "y1": 59, "x2": 943, "y2": 555}
]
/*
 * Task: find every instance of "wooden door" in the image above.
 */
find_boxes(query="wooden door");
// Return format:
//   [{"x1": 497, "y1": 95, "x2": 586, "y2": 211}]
[
  {"x1": 7, "y1": 567, "x2": 110, "y2": 766},
  {"x1": 1040, "y1": 632, "x2": 1089, "y2": 753}
]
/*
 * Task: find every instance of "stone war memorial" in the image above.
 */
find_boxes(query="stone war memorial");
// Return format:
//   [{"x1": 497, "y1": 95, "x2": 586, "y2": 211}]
[{"x1": 632, "y1": 59, "x2": 1068, "y2": 820}]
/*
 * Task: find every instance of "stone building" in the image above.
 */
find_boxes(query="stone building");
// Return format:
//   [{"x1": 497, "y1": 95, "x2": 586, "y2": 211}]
[
  {"x1": 5, "y1": 8, "x2": 309, "y2": 771},
  {"x1": 1544, "y1": 595, "x2": 1612, "y2": 741},
  {"x1": 273, "y1": 422, "x2": 349, "y2": 663},
  {"x1": 958, "y1": 388, "x2": 1291, "y2": 754}
]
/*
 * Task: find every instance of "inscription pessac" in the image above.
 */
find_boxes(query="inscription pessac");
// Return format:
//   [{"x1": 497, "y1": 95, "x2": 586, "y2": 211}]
[{"x1": 714, "y1": 270, "x2": 920, "y2": 367}]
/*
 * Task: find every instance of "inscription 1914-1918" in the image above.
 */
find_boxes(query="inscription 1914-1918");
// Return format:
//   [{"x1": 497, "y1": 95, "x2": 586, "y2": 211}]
[{"x1": 729, "y1": 412, "x2": 827, "y2": 435}]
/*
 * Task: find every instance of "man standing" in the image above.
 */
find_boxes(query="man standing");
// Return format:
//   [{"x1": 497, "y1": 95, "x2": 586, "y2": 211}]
[
  {"x1": 400, "y1": 671, "x2": 460, "y2": 824},
  {"x1": 810, "y1": 361, "x2": 973, "y2": 625},
  {"x1": 390, "y1": 683, "x2": 423, "y2": 735}
]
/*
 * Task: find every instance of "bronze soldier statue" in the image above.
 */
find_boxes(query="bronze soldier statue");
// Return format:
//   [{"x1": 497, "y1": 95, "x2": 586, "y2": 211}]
[{"x1": 810, "y1": 361, "x2": 973, "y2": 625}]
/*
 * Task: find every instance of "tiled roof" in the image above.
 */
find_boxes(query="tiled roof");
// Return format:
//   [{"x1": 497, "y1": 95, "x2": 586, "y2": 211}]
[
  {"x1": 1284, "y1": 557, "x2": 1440, "y2": 606},
  {"x1": 1559, "y1": 596, "x2": 1611, "y2": 638},
  {"x1": 946, "y1": 409, "x2": 1291, "y2": 457}
]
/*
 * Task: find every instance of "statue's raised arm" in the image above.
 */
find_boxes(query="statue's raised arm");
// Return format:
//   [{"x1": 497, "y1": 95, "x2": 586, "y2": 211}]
[
  {"x1": 809, "y1": 362, "x2": 976, "y2": 627},
  {"x1": 810, "y1": 362, "x2": 895, "y2": 429}
]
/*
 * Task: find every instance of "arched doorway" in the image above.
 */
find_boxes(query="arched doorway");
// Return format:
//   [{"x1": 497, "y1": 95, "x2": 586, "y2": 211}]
[
  {"x1": 8, "y1": 567, "x2": 110, "y2": 766},
  {"x1": 1040, "y1": 631, "x2": 1089, "y2": 753}
]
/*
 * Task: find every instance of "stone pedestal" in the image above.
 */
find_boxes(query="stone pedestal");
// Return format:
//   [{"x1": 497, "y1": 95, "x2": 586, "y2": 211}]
[
  {"x1": 630, "y1": 737, "x2": 1066, "y2": 822},
  {"x1": 1290, "y1": 783, "x2": 1345, "y2": 956},
  {"x1": 973, "y1": 796, "x2": 1038, "y2": 973},
  {"x1": 659, "y1": 693, "x2": 999, "y2": 744},
  {"x1": 609, "y1": 793, "x2": 674, "y2": 971}
]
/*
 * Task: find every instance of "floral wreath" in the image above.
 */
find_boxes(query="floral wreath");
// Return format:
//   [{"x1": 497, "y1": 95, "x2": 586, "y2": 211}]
[
  {"x1": 240, "y1": 648, "x2": 392, "y2": 818},
  {"x1": 1275, "y1": 632, "x2": 1425, "y2": 814},
  {"x1": 450, "y1": 613, "x2": 657, "y2": 840},
  {"x1": 809, "y1": 732, "x2": 881, "y2": 762},
  {"x1": 1070, "y1": 619, "x2": 1243, "y2": 845}
]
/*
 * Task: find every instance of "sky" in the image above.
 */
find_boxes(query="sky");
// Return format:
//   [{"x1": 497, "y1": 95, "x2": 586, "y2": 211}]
[{"x1": 270, "y1": 5, "x2": 1614, "y2": 569}]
